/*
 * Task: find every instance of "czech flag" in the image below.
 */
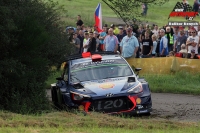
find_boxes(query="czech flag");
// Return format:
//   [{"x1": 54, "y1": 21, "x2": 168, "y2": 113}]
[{"x1": 94, "y1": 3, "x2": 102, "y2": 32}]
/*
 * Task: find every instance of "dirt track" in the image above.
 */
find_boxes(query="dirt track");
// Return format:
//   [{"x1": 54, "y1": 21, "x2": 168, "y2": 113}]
[
  {"x1": 47, "y1": 90, "x2": 200, "y2": 122},
  {"x1": 151, "y1": 93, "x2": 200, "y2": 122}
]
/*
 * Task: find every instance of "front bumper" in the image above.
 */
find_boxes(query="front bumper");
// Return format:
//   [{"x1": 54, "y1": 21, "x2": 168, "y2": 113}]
[{"x1": 75, "y1": 95, "x2": 152, "y2": 115}]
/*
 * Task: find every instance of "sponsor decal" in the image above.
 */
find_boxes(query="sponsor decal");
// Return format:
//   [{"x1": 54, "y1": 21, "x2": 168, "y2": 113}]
[
  {"x1": 83, "y1": 78, "x2": 125, "y2": 85},
  {"x1": 71, "y1": 59, "x2": 127, "y2": 71},
  {"x1": 99, "y1": 83, "x2": 115, "y2": 89},
  {"x1": 138, "y1": 110, "x2": 148, "y2": 113},
  {"x1": 137, "y1": 105, "x2": 144, "y2": 109},
  {"x1": 168, "y1": 21, "x2": 199, "y2": 26},
  {"x1": 95, "y1": 78, "x2": 124, "y2": 83}
]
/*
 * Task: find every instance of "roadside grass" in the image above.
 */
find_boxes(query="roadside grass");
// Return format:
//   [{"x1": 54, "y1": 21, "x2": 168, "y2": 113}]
[
  {"x1": 0, "y1": 111, "x2": 199, "y2": 133},
  {"x1": 51, "y1": 0, "x2": 200, "y2": 26},
  {"x1": 143, "y1": 72, "x2": 200, "y2": 95}
]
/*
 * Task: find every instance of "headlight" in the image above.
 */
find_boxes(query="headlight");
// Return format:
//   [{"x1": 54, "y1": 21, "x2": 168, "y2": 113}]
[
  {"x1": 70, "y1": 91, "x2": 90, "y2": 101},
  {"x1": 127, "y1": 83, "x2": 143, "y2": 93},
  {"x1": 73, "y1": 93, "x2": 84, "y2": 100}
]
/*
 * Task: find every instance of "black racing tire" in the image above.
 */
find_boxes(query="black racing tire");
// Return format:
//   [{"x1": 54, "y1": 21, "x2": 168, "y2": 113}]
[{"x1": 51, "y1": 87, "x2": 60, "y2": 109}]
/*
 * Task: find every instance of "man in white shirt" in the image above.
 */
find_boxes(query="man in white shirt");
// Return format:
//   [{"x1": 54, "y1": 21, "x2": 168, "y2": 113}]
[
  {"x1": 186, "y1": 28, "x2": 199, "y2": 58},
  {"x1": 120, "y1": 28, "x2": 139, "y2": 58}
]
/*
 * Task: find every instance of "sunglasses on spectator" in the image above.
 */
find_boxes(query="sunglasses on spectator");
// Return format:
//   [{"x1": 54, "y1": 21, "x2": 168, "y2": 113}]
[{"x1": 192, "y1": 32, "x2": 196, "y2": 33}]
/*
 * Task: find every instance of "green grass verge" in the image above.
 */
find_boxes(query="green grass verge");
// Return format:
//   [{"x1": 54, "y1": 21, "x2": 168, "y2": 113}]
[
  {"x1": 0, "y1": 111, "x2": 199, "y2": 133},
  {"x1": 51, "y1": 0, "x2": 200, "y2": 26},
  {"x1": 143, "y1": 72, "x2": 200, "y2": 95}
]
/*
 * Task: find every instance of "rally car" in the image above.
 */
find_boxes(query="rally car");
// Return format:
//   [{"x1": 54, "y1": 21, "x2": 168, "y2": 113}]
[{"x1": 51, "y1": 52, "x2": 152, "y2": 115}]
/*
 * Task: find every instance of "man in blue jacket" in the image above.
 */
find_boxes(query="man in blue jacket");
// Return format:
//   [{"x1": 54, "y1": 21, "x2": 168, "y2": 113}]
[{"x1": 159, "y1": 29, "x2": 169, "y2": 57}]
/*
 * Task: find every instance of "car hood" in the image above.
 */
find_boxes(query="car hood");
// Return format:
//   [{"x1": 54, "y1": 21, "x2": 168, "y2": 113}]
[{"x1": 77, "y1": 77, "x2": 136, "y2": 96}]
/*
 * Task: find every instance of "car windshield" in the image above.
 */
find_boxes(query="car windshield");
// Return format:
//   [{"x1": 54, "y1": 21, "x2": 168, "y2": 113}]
[{"x1": 70, "y1": 59, "x2": 133, "y2": 83}]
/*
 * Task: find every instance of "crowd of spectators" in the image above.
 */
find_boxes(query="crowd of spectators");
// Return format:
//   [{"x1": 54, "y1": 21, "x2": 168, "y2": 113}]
[{"x1": 66, "y1": 15, "x2": 200, "y2": 60}]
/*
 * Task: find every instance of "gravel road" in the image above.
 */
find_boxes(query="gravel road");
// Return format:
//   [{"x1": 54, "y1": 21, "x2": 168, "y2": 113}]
[{"x1": 151, "y1": 93, "x2": 200, "y2": 122}]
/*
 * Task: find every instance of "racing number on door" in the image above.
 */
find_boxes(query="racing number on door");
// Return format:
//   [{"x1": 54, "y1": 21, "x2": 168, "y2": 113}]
[{"x1": 97, "y1": 99, "x2": 124, "y2": 110}]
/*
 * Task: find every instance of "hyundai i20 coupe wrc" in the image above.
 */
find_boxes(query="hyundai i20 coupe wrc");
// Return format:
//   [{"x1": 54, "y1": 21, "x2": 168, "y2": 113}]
[{"x1": 51, "y1": 52, "x2": 152, "y2": 115}]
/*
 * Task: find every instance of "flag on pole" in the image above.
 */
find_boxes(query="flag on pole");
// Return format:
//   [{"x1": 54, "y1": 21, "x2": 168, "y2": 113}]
[{"x1": 94, "y1": 3, "x2": 102, "y2": 32}]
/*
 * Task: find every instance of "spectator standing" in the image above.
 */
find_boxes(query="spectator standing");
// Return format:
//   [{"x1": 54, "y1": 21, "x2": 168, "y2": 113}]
[
  {"x1": 120, "y1": 28, "x2": 139, "y2": 58},
  {"x1": 68, "y1": 28, "x2": 75, "y2": 42},
  {"x1": 165, "y1": 26, "x2": 174, "y2": 51},
  {"x1": 141, "y1": 24, "x2": 153, "y2": 40},
  {"x1": 156, "y1": 30, "x2": 161, "y2": 57},
  {"x1": 186, "y1": 28, "x2": 199, "y2": 58},
  {"x1": 70, "y1": 33, "x2": 80, "y2": 54},
  {"x1": 174, "y1": 30, "x2": 187, "y2": 52},
  {"x1": 193, "y1": 0, "x2": 199, "y2": 12},
  {"x1": 93, "y1": 31, "x2": 100, "y2": 51},
  {"x1": 77, "y1": 30, "x2": 84, "y2": 53},
  {"x1": 151, "y1": 34, "x2": 157, "y2": 57},
  {"x1": 131, "y1": 22, "x2": 139, "y2": 35},
  {"x1": 83, "y1": 32, "x2": 90, "y2": 53},
  {"x1": 141, "y1": 31, "x2": 153, "y2": 58},
  {"x1": 76, "y1": 15, "x2": 84, "y2": 29},
  {"x1": 152, "y1": 25, "x2": 159, "y2": 38},
  {"x1": 173, "y1": 27, "x2": 180, "y2": 44},
  {"x1": 87, "y1": 32, "x2": 96, "y2": 52},
  {"x1": 138, "y1": 24, "x2": 144, "y2": 40},
  {"x1": 104, "y1": 28, "x2": 119, "y2": 52},
  {"x1": 98, "y1": 26, "x2": 107, "y2": 51},
  {"x1": 142, "y1": 3, "x2": 148, "y2": 16},
  {"x1": 117, "y1": 26, "x2": 126, "y2": 53},
  {"x1": 159, "y1": 29, "x2": 169, "y2": 57}
]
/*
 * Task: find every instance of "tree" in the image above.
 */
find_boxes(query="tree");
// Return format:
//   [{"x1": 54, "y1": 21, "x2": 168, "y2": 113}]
[
  {"x1": 0, "y1": 0, "x2": 72, "y2": 114},
  {"x1": 102, "y1": 0, "x2": 169, "y2": 24}
]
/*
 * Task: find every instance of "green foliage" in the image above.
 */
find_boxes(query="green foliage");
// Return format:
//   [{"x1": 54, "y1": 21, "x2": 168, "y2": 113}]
[
  {"x1": 143, "y1": 72, "x2": 200, "y2": 95},
  {"x1": 102, "y1": 0, "x2": 169, "y2": 24},
  {"x1": 0, "y1": 0, "x2": 73, "y2": 114}
]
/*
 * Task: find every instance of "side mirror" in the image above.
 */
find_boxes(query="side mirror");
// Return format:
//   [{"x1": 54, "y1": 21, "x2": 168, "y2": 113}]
[
  {"x1": 135, "y1": 68, "x2": 142, "y2": 72},
  {"x1": 56, "y1": 77, "x2": 64, "y2": 80},
  {"x1": 135, "y1": 68, "x2": 142, "y2": 76}
]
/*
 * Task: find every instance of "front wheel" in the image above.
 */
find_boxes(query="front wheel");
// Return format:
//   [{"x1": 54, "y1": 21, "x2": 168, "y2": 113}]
[{"x1": 51, "y1": 87, "x2": 59, "y2": 109}]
